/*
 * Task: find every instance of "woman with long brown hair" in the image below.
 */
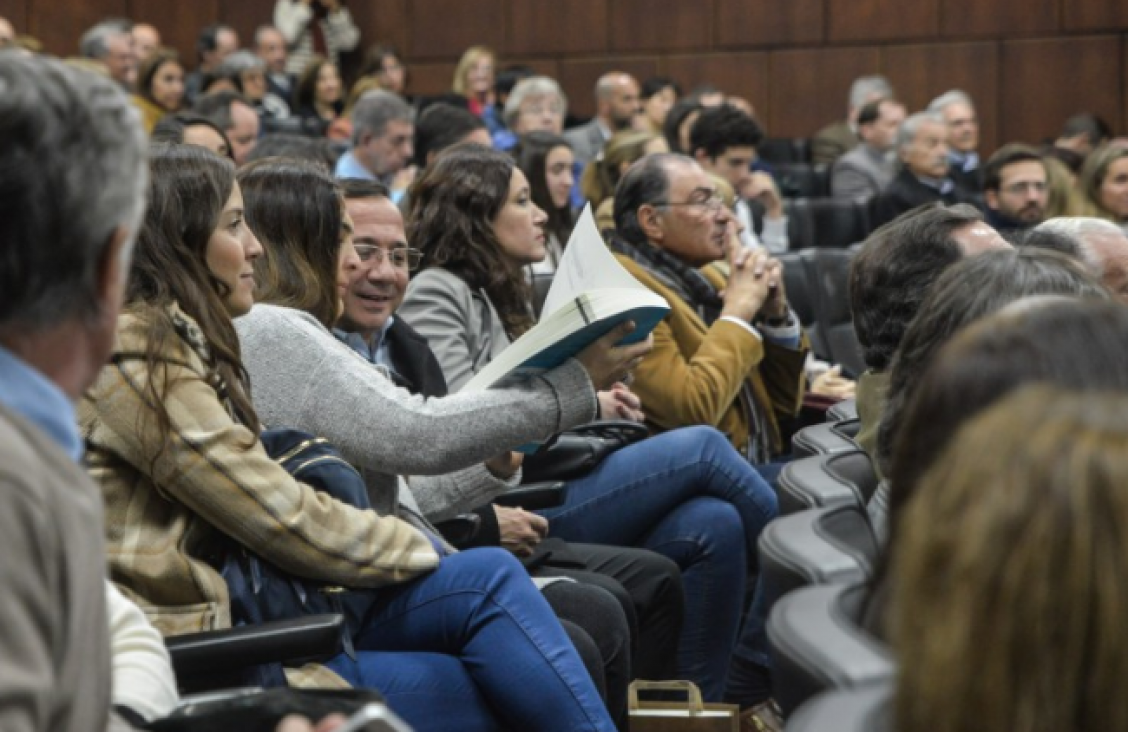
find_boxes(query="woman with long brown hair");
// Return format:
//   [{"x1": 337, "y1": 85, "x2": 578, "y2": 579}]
[{"x1": 892, "y1": 386, "x2": 1128, "y2": 732}]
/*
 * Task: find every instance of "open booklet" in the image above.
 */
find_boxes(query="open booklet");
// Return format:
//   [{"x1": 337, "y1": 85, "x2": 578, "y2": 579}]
[{"x1": 460, "y1": 204, "x2": 669, "y2": 393}]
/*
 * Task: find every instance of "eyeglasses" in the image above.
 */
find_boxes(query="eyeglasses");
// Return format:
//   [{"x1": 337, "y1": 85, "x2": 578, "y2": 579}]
[
  {"x1": 655, "y1": 193, "x2": 725, "y2": 213},
  {"x1": 353, "y1": 244, "x2": 423, "y2": 271},
  {"x1": 1001, "y1": 181, "x2": 1047, "y2": 195}
]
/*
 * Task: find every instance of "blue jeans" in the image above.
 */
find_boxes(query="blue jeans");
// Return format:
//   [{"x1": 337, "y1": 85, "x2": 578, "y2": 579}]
[
  {"x1": 333, "y1": 548, "x2": 616, "y2": 732},
  {"x1": 539, "y1": 426, "x2": 779, "y2": 701}
]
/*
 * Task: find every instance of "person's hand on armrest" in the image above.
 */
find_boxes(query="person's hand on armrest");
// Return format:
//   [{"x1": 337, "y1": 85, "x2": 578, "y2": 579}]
[{"x1": 494, "y1": 505, "x2": 548, "y2": 557}]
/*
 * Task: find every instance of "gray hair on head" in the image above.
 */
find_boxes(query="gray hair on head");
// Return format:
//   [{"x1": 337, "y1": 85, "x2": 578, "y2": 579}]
[
  {"x1": 1035, "y1": 217, "x2": 1126, "y2": 275},
  {"x1": 0, "y1": 53, "x2": 147, "y2": 331},
  {"x1": 612, "y1": 152, "x2": 694, "y2": 246},
  {"x1": 79, "y1": 18, "x2": 132, "y2": 60},
  {"x1": 896, "y1": 111, "x2": 945, "y2": 153},
  {"x1": 216, "y1": 50, "x2": 265, "y2": 77},
  {"x1": 351, "y1": 89, "x2": 415, "y2": 146},
  {"x1": 848, "y1": 75, "x2": 892, "y2": 111},
  {"x1": 927, "y1": 89, "x2": 974, "y2": 114},
  {"x1": 503, "y1": 76, "x2": 568, "y2": 128}
]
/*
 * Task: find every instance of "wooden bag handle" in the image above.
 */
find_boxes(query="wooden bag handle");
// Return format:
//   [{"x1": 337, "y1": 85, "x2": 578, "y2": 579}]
[{"x1": 628, "y1": 680, "x2": 705, "y2": 714}]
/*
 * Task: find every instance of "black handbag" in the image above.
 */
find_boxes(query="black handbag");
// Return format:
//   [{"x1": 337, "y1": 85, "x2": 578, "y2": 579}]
[
  {"x1": 146, "y1": 688, "x2": 384, "y2": 732},
  {"x1": 521, "y1": 420, "x2": 650, "y2": 483}
]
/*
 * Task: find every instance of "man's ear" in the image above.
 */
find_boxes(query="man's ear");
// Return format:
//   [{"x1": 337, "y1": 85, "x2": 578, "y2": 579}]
[
  {"x1": 984, "y1": 189, "x2": 999, "y2": 211},
  {"x1": 637, "y1": 204, "x2": 665, "y2": 243},
  {"x1": 95, "y1": 226, "x2": 133, "y2": 322},
  {"x1": 692, "y1": 148, "x2": 710, "y2": 167}
]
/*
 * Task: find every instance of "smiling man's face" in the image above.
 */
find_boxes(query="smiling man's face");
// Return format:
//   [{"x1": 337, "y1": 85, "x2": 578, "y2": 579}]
[{"x1": 337, "y1": 195, "x2": 410, "y2": 343}]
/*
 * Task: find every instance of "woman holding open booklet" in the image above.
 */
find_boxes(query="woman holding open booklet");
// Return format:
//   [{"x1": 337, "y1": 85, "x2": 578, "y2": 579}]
[{"x1": 398, "y1": 144, "x2": 782, "y2": 713}]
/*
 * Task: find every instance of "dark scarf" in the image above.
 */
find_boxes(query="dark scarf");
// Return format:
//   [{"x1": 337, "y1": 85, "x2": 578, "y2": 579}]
[{"x1": 608, "y1": 233, "x2": 723, "y2": 324}]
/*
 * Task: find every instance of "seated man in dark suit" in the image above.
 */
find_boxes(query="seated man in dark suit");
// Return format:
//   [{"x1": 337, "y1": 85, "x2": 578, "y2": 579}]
[
  {"x1": 831, "y1": 98, "x2": 905, "y2": 203},
  {"x1": 871, "y1": 111, "x2": 980, "y2": 228},
  {"x1": 812, "y1": 75, "x2": 893, "y2": 166}
]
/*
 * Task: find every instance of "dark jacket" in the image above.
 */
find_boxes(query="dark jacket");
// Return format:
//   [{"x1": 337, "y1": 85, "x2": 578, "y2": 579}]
[{"x1": 871, "y1": 169, "x2": 980, "y2": 228}]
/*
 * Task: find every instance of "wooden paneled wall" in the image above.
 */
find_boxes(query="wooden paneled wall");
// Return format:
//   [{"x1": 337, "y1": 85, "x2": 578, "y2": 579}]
[{"x1": 3, "y1": 0, "x2": 1127, "y2": 152}]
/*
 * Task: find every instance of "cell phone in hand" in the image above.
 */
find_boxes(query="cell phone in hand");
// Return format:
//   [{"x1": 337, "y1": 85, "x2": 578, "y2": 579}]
[{"x1": 334, "y1": 703, "x2": 414, "y2": 732}]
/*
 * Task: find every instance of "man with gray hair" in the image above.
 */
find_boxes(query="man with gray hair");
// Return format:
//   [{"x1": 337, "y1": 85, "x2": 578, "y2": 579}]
[
  {"x1": 80, "y1": 18, "x2": 137, "y2": 89},
  {"x1": 1035, "y1": 217, "x2": 1128, "y2": 302},
  {"x1": 812, "y1": 74, "x2": 893, "y2": 165},
  {"x1": 928, "y1": 89, "x2": 981, "y2": 192},
  {"x1": 335, "y1": 90, "x2": 416, "y2": 203},
  {"x1": 565, "y1": 71, "x2": 641, "y2": 165},
  {"x1": 871, "y1": 111, "x2": 979, "y2": 228},
  {"x1": 0, "y1": 52, "x2": 153, "y2": 731}
]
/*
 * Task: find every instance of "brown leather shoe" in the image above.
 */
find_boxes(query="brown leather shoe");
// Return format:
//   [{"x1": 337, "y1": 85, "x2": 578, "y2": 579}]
[{"x1": 740, "y1": 699, "x2": 784, "y2": 732}]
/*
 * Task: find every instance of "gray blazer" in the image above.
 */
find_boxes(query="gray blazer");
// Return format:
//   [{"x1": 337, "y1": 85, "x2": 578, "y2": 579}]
[
  {"x1": 831, "y1": 145, "x2": 895, "y2": 202},
  {"x1": 399, "y1": 267, "x2": 514, "y2": 393},
  {"x1": 564, "y1": 119, "x2": 607, "y2": 166}
]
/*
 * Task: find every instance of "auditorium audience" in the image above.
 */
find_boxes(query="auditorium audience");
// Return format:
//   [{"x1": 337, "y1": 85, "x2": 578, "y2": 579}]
[
  {"x1": 334, "y1": 89, "x2": 415, "y2": 201},
  {"x1": 80, "y1": 18, "x2": 137, "y2": 89},
  {"x1": 132, "y1": 47, "x2": 184, "y2": 131},
  {"x1": 831, "y1": 98, "x2": 905, "y2": 203},
  {"x1": 1069, "y1": 143, "x2": 1128, "y2": 233},
  {"x1": 273, "y1": 0, "x2": 359, "y2": 77},
  {"x1": 580, "y1": 129, "x2": 667, "y2": 230},
  {"x1": 255, "y1": 24, "x2": 294, "y2": 106},
  {"x1": 812, "y1": 75, "x2": 893, "y2": 165},
  {"x1": 691, "y1": 104, "x2": 789, "y2": 252},
  {"x1": 981, "y1": 144, "x2": 1049, "y2": 232},
  {"x1": 494, "y1": 76, "x2": 568, "y2": 150},
  {"x1": 151, "y1": 111, "x2": 233, "y2": 159},
  {"x1": 871, "y1": 112, "x2": 982, "y2": 228},
  {"x1": 193, "y1": 89, "x2": 260, "y2": 164},
  {"x1": 397, "y1": 144, "x2": 783, "y2": 724},
  {"x1": 360, "y1": 44, "x2": 408, "y2": 96},
  {"x1": 639, "y1": 76, "x2": 680, "y2": 135},
  {"x1": 567, "y1": 72, "x2": 643, "y2": 165},
  {"x1": 928, "y1": 89, "x2": 982, "y2": 192}
]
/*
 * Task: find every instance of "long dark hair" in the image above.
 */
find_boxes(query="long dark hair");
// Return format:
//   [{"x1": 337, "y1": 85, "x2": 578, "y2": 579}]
[
  {"x1": 137, "y1": 48, "x2": 182, "y2": 112},
  {"x1": 512, "y1": 131, "x2": 574, "y2": 246},
  {"x1": 127, "y1": 143, "x2": 260, "y2": 446},
  {"x1": 239, "y1": 157, "x2": 345, "y2": 329},
  {"x1": 408, "y1": 143, "x2": 535, "y2": 337}
]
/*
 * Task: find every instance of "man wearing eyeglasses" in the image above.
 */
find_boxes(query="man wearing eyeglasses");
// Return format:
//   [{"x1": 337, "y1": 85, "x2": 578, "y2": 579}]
[
  {"x1": 609, "y1": 153, "x2": 808, "y2": 472},
  {"x1": 982, "y1": 144, "x2": 1049, "y2": 232}
]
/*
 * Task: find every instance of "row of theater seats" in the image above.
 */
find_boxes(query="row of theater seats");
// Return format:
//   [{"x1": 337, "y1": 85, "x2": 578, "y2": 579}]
[
  {"x1": 782, "y1": 198, "x2": 872, "y2": 251},
  {"x1": 777, "y1": 249, "x2": 866, "y2": 377},
  {"x1": 752, "y1": 401, "x2": 898, "y2": 725}
]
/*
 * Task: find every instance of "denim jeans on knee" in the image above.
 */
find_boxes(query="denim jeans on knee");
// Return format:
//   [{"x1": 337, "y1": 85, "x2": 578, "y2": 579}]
[{"x1": 351, "y1": 548, "x2": 616, "y2": 732}]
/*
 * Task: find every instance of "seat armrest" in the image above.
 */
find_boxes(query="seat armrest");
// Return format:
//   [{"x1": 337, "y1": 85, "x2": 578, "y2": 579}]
[
  {"x1": 166, "y1": 614, "x2": 345, "y2": 678},
  {"x1": 493, "y1": 481, "x2": 568, "y2": 510}
]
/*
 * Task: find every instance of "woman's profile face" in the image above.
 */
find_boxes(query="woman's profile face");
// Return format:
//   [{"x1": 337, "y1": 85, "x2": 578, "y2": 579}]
[
  {"x1": 1098, "y1": 156, "x2": 1128, "y2": 221},
  {"x1": 206, "y1": 182, "x2": 264, "y2": 317},
  {"x1": 316, "y1": 62, "x2": 342, "y2": 106},
  {"x1": 492, "y1": 167, "x2": 548, "y2": 265},
  {"x1": 183, "y1": 124, "x2": 230, "y2": 159},
  {"x1": 544, "y1": 145, "x2": 575, "y2": 210},
  {"x1": 151, "y1": 59, "x2": 185, "y2": 111},
  {"x1": 644, "y1": 86, "x2": 676, "y2": 129}
]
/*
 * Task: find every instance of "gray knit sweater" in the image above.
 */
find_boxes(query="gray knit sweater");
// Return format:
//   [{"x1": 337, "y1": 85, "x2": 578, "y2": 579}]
[{"x1": 235, "y1": 304, "x2": 597, "y2": 519}]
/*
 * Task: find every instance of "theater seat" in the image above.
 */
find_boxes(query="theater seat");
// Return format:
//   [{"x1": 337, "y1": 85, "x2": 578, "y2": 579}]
[
  {"x1": 759, "y1": 504, "x2": 877, "y2": 601},
  {"x1": 800, "y1": 249, "x2": 866, "y2": 377},
  {"x1": 778, "y1": 252, "x2": 827, "y2": 359},
  {"x1": 759, "y1": 137, "x2": 811, "y2": 165},
  {"x1": 826, "y1": 398, "x2": 858, "y2": 423},
  {"x1": 778, "y1": 449, "x2": 879, "y2": 515},
  {"x1": 768, "y1": 583, "x2": 894, "y2": 717},
  {"x1": 786, "y1": 681, "x2": 893, "y2": 732},
  {"x1": 806, "y1": 199, "x2": 871, "y2": 249},
  {"x1": 791, "y1": 420, "x2": 859, "y2": 458},
  {"x1": 774, "y1": 164, "x2": 830, "y2": 199}
]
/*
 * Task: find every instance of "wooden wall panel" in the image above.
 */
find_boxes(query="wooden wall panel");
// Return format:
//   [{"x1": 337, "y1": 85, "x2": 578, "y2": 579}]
[
  {"x1": 557, "y1": 57, "x2": 659, "y2": 117},
  {"x1": 1000, "y1": 36, "x2": 1123, "y2": 145},
  {"x1": 349, "y1": 0, "x2": 410, "y2": 56},
  {"x1": 132, "y1": 0, "x2": 218, "y2": 68},
  {"x1": 716, "y1": 0, "x2": 824, "y2": 48},
  {"x1": 406, "y1": 0, "x2": 506, "y2": 60},
  {"x1": 663, "y1": 52, "x2": 770, "y2": 122},
  {"x1": 0, "y1": 0, "x2": 28, "y2": 33},
  {"x1": 215, "y1": 0, "x2": 268, "y2": 56},
  {"x1": 828, "y1": 0, "x2": 938, "y2": 43},
  {"x1": 405, "y1": 61, "x2": 457, "y2": 97},
  {"x1": 1063, "y1": 0, "x2": 1128, "y2": 31},
  {"x1": 768, "y1": 46, "x2": 880, "y2": 136},
  {"x1": 882, "y1": 42, "x2": 1000, "y2": 152},
  {"x1": 940, "y1": 0, "x2": 1058, "y2": 37},
  {"x1": 509, "y1": 0, "x2": 608, "y2": 56},
  {"x1": 28, "y1": 0, "x2": 128, "y2": 57},
  {"x1": 610, "y1": 0, "x2": 710, "y2": 53}
]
